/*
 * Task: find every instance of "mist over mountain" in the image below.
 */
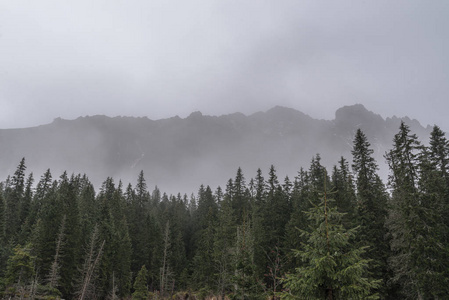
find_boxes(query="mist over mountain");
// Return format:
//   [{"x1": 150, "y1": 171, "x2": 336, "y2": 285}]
[{"x1": 0, "y1": 104, "x2": 431, "y2": 194}]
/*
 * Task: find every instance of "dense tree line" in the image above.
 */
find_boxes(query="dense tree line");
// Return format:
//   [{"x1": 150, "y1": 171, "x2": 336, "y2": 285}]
[{"x1": 1, "y1": 123, "x2": 449, "y2": 299}]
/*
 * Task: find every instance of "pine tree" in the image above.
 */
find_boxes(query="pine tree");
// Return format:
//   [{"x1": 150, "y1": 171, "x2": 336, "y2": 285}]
[
  {"x1": 285, "y1": 167, "x2": 312, "y2": 270},
  {"x1": 4, "y1": 243, "x2": 36, "y2": 297},
  {"x1": 0, "y1": 191, "x2": 4, "y2": 243},
  {"x1": 258, "y1": 165, "x2": 290, "y2": 290},
  {"x1": 58, "y1": 173, "x2": 82, "y2": 297},
  {"x1": 428, "y1": 125, "x2": 449, "y2": 186},
  {"x1": 17, "y1": 172, "x2": 34, "y2": 244},
  {"x1": 31, "y1": 178, "x2": 61, "y2": 284},
  {"x1": 214, "y1": 191, "x2": 236, "y2": 298},
  {"x1": 132, "y1": 265, "x2": 149, "y2": 300},
  {"x1": 331, "y1": 157, "x2": 356, "y2": 229},
  {"x1": 280, "y1": 184, "x2": 379, "y2": 299},
  {"x1": 97, "y1": 179, "x2": 132, "y2": 298},
  {"x1": 27, "y1": 169, "x2": 54, "y2": 236},
  {"x1": 232, "y1": 219, "x2": 261, "y2": 299},
  {"x1": 251, "y1": 168, "x2": 267, "y2": 279},
  {"x1": 128, "y1": 172, "x2": 152, "y2": 278},
  {"x1": 351, "y1": 129, "x2": 390, "y2": 296},
  {"x1": 428, "y1": 125, "x2": 449, "y2": 228},
  {"x1": 384, "y1": 121, "x2": 447, "y2": 299},
  {"x1": 4, "y1": 158, "x2": 27, "y2": 241},
  {"x1": 135, "y1": 170, "x2": 150, "y2": 208},
  {"x1": 191, "y1": 186, "x2": 217, "y2": 290},
  {"x1": 163, "y1": 195, "x2": 189, "y2": 289},
  {"x1": 232, "y1": 167, "x2": 250, "y2": 224},
  {"x1": 413, "y1": 146, "x2": 449, "y2": 298}
]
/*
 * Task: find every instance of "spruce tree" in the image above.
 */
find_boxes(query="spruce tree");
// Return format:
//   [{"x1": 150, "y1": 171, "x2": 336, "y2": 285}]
[
  {"x1": 0, "y1": 191, "x2": 4, "y2": 243},
  {"x1": 4, "y1": 243, "x2": 36, "y2": 297},
  {"x1": 128, "y1": 172, "x2": 151, "y2": 278},
  {"x1": 428, "y1": 125, "x2": 449, "y2": 228},
  {"x1": 285, "y1": 167, "x2": 312, "y2": 270},
  {"x1": 4, "y1": 158, "x2": 27, "y2": 241},
  {"x1": 280, "y1": 184, "x2": 379, "y2": 299},
  {"x1": 428, "y1": 125, "x2": 449, "y2": 186},
  {"x1": 331, "y1": 157, "x2": 356, "y2": 229},
  {"x1": 351, "y1": 129, "x2": 390, "y2": 296},
  {"x1": 260, "y1": 166, "x2": 290, "y2": 289},
  {"x1": 384, "y1": 121, "x2": 449, "y2": 298},
  {"x1": 17, "y1": 173, "x2": 34, "y2": 244},
  {"x1": 191, "y1": 186, "x2": 217, "y2": 290},
  {"x1": 132, "y1": 265, "x2": 149, "y2": 300},
  {"x1": 58, "y1": 173, "x2": 82, "y2": 297},
  {"x1": 214, "y1": 190, "x2": 236, "y2": 298},
  {"x1": 232, "y1": 219, "x2": 261, "y2": 299},
  {"x1": 97, "y1": 179, "x2": 132, "y2": 298},
  {"x1": 162, "y1": 195, "x2": 189, "y2": 288},
  {"x1": 414, "y1": 146, "x2": 449, "y2": 298}
]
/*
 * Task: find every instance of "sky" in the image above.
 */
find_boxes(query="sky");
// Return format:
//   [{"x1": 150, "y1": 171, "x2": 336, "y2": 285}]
[{"x1": 1, "y1": 0, "x2": 448, "y2": 131}]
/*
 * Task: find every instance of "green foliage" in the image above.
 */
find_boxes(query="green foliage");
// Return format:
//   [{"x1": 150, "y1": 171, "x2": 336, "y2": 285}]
[
  {"x1": 386, "y1": 122, "x2": 449, "y2": 298},
  {"x1": 351, "y1": 129, "x2": 391, "y2": 296},
  {"x1": 213, "y1": 187, "x2": 236, "y2": 298},
  {"x1": 4, "y1": 158, "x2": 27, "y2": 241},
  {"x1": 5, "y1": 243, "x2": 35, "y2": 288},
  {"x1": 0, "y1": 191, "x2": 5, "y2": 243},
  {"x1": 1, "y1": 123, "x2": 449, "y2": 299},
  {"x1": 132, "y1": 265, "x2": 149, "y2": 300},
  {"x1": 331, "y1": 157, "x2": 356, "y2": 229},
  {"x1": 280, "y1": 189, "x2": 379, "y2": 300},
  {"x1": 231, "y1": 220, "x2": 262, "y2": 300}
]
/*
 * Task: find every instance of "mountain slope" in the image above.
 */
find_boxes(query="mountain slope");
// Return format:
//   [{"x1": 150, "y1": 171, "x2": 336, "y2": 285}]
[{"x1": 0, "y1": 104, "x2": 431, "y2": 194}]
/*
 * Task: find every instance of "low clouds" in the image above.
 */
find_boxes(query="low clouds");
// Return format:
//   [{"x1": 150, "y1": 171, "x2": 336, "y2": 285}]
[{"x1": 1, "y1": 0, "x2": 448, "y2": 131}]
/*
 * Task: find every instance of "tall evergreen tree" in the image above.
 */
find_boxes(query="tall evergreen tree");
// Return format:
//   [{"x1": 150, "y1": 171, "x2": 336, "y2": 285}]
[
  {"x1": 128, "y1": 172, "x2": 152, "y2": 279},
  {"x1": 232, "y1": 219, "x2": 261, "y2": 299},
  {"x1": 331, "y1": 157, "x2": 356, "y2": 229},
  {"x1": 280, "y1": 185, "x2": 379, "y2": 300},
  {"x1": 351, "y1": 129, "x2": 390, "y2": 296},
  {"x1": 285, "y1": 168, "x2": 311, "y2": 270},
  {"x1": 191, "y1": 186, "x2": 217, "y2": 290},
  {"x1": 4, "y1": 158, "x2": 27, "y2": 241},
  {"x1": 385, "y1": 122, "x2": 449, "y2": 298},
  {"x1": 428, "y1": 125, "x2": 449, "y2": 186},
  {"x1": 414, "y1": 146, "x2": 449, "y2": 298},
  {"x1": 254, "y1": 166, "x2": 290, "y2": 290},
  {"x1": 214, "y1": 189, "x2": 236, "y2": 297},
  {"x1": 231, "y1": 168, "x2": 251, "y2": 225},
  {"x1": 428, "y1": 125, "x2": 449, "y2": 228},
  {"x1": 132, "y1": 265, "x2": 149, "y2": 300},
  {"x1": 17, "y1": 172, "x2": 34, "y2": 243},
  {"x1": 0, "y1": 191, "x2": 4, "y2": 243},
  {"x1": 4, "y1": 243, "x2": 36, "y2": 297},
  {"x1": 96, "y1": 178, "x2": 132, "y2": 298}
]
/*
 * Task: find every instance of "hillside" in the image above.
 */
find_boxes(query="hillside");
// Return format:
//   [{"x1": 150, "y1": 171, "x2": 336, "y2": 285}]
[{"x1": 0, "y1": 104, "x2": 431, "y2": 194}]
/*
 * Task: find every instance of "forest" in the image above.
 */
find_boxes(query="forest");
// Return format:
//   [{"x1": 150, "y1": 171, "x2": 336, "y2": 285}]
[{"x1": 1, "y1": 121, "x2": 449, "y2": 300}]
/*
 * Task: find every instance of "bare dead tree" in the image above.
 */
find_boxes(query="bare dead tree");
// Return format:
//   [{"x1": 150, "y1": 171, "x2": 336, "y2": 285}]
[
  {"x1": 47, "y1": 215, "x2": 66, "y2": 290},
  {"x1": 160, "y1": 220, "x2": 171, "y2": 296},
  {"x1": 107, "y1": 271, "x2": 119, "y2": 300},
  {"x1": 75, "y1": 225, "x2": 105, "y2": 300}
]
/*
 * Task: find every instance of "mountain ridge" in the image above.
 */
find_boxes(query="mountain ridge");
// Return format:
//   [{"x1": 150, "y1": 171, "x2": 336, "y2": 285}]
[{"x1": 0, "y1": 104, "x2": 432, "y2": 194}]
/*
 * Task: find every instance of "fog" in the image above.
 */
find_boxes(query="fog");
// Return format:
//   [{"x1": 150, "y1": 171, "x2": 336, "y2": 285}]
[{"x1": 0, "y1": 1, "x2": 448, "y2": 131}]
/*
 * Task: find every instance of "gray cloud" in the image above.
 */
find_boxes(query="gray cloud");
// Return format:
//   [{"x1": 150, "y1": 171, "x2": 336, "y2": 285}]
[{"x1": 1, "y1": 0, "x2": 448, "y2": 132}]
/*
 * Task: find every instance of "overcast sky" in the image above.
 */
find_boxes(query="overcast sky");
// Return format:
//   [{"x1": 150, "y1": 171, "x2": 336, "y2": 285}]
[{"x1": 1, "y1": 1, "x2": 448, "y2": 132}]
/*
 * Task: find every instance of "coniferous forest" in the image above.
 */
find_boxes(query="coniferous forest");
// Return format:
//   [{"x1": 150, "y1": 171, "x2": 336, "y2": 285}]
[{"x1": 1, "y1": 122, "x2": 449, "y2": 299}]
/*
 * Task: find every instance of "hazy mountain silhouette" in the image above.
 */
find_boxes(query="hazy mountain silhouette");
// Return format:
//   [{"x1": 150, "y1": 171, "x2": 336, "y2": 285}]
[{"x1": 0, "y1": 104, "x2": 432, "y2": 194}]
